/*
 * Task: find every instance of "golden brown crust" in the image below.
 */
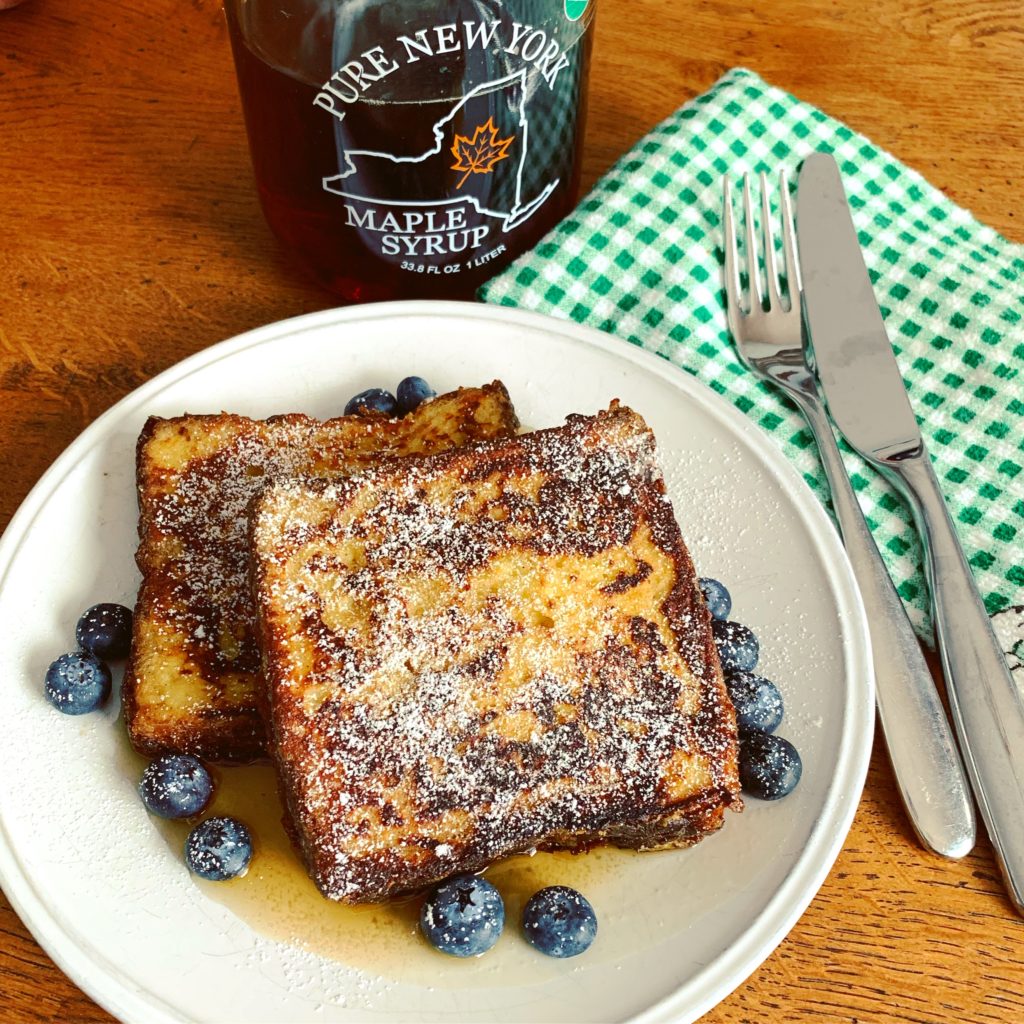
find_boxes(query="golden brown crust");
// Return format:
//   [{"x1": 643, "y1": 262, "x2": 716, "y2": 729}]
[
  {"x1": 122, "y1": 383, "x2": 519, "y2": 762},
  {"x1": 251, "y1": 404, "x2": 741, "y2": 903}
]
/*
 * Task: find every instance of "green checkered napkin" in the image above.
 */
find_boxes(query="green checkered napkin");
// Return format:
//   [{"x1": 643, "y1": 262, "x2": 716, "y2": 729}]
[{"x1": 481, "y1": 67, "x2": 1024, "y2": 641}]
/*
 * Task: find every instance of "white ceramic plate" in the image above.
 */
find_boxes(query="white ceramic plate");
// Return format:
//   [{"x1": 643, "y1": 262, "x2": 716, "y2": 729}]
[{"x1": 0, "y1": 302, "x2": 873, "y2": 1024}]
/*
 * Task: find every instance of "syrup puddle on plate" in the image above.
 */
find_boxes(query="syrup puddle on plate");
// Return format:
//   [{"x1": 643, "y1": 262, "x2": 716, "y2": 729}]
[{"x1": 140, "y1": 755, "x2": 685, "y2": 987}]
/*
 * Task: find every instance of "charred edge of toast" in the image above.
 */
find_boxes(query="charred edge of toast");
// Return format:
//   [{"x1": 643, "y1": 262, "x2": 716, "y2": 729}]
[
  {"x1": 128, "y1": 381, "x2": 518, "y2": 454},
  {"x1": 122, "y1": 414, "x2": 270, "y2": 762},
  {"x1": 120, "y1": 415, "x2": 162, "y2": 756},
  {"x1": 251, "y1": 403, "x2": 741, "y2": 902},
  {"x1": 121, "y1": 382, "x2": 519, "y2": 763},
  {"x1": 302, "y1": 788, "x2": 737, "y2": 906},
  {"x1": 644, "y1": 481, "x2": 741, "y2": 812},
  {"x1": 125, "y1": 711, "x2": 267, "y2": 762}
]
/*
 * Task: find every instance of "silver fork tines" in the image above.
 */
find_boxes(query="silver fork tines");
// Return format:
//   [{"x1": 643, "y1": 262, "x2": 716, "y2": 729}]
[
  {"x1": 723, "y1": 171, "x2": 810, "y2": 380},
  {"x1": 724, "y1": 171, "x2": 801, "y2": 331}
]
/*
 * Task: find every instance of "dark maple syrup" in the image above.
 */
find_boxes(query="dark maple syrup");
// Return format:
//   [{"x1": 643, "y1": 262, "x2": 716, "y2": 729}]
[
  {"x1": 224, "y1": 2, "x2": 593, "y2": 301},
  {"x1": 140, "y1": 758, "x2": 664, "y2": 985}
]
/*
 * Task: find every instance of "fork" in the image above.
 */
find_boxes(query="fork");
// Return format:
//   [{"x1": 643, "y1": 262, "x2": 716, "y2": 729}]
[{"x1": 722, "y1": 171, "x2": 975, "y2": 859}]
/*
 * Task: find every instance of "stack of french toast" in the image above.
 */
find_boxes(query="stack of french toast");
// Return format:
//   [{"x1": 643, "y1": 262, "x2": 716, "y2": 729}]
[{"x1": 123, "y1": 382, "x2": 740, "y2": 903}]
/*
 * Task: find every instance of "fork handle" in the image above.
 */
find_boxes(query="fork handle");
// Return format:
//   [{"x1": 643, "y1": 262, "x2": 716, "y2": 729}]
[
  {"x1": 881, "y1": 451, "x2": 1024, "y2": 912},
  {"x1": 794, "y1": 392, "x2": 976, "y2": 859}
]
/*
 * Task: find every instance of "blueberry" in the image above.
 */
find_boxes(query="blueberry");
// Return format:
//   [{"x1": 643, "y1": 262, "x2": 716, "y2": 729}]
[
  {"x1": 184, "y1": 816, "x2": 253, "y2": 881},
  {"x1": 420, "y1": 874, "x2": 504, "y2": 957},
  {"x1": 739, "y1": 732, "x2": 802, "y2": 800},
  {"x1": 75, "y1": 603, "x2": 133, "y2": 659},
  {"x1": 726, "y1": 671, "x2": 783, "y2": 735},
  {"x1": 712, "y1": 619, "x2": 759, "y2": 674},
  {"x1": 344, "y1": 388, "x2": 397, "y2": 417},
  {"x1": 698, "y1": 578, "x2": 732, "y2": 621},
  {"x1": 522, "y1": 886, "x2": 597, "y2": 958},
  {"x1": 139, "y1": 753, "x2": 214, "y2": 819},
  {"x1": 396, "y1": 376, "x2": 437, "y2": 415},
  {"x1": 44, "y1": 651, "x2": 111, "y2": 715}
]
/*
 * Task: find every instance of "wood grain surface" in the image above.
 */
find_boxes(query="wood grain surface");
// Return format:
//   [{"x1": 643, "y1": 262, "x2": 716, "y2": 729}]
[{"x1": 1, "y1": 1, "x2": 1022, "y2": 1021}]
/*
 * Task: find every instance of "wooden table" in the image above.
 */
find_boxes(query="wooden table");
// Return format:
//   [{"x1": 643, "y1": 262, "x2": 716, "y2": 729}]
[{"x1": 2, "y1": 1, "x2": 1022, "y2": 1020}]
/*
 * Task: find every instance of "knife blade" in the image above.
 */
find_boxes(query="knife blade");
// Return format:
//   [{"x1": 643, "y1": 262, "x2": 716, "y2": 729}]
[
  {"x1": 797, "y1": 151, "x2": 1024, "y2": 916},
  {"x1": 797, "y1": 155, "x2": 921, "y2": 461}
]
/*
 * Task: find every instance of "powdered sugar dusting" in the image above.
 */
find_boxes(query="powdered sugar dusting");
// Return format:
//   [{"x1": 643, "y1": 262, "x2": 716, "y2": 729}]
[
  {"x1": 126, "y1": 384, "x2": 517, "y2": 757},
  {"x1": 253, "y1": 405, "x2": 739, "y2": 902}
]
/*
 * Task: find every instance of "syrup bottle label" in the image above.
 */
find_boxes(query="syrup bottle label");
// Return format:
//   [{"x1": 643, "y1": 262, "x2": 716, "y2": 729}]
[{"x1": 311, "y1": 5, "x2": 593, "y2": 279}]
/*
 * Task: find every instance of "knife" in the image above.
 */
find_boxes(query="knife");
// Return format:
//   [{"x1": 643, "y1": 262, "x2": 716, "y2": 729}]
[{"x1": 798, "y1": 151, "x2": 1024, "y2": 913}]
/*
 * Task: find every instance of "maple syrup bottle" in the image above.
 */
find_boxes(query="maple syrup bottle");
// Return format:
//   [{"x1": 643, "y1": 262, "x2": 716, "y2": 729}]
[{"x1": 225, "y1": 0, "x2": 596, "y2": 302}]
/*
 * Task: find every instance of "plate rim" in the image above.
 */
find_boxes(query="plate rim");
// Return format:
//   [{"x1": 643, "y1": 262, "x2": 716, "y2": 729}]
[{"x1": 0, "y1": 299, "x2": 874, "y2": 1024}]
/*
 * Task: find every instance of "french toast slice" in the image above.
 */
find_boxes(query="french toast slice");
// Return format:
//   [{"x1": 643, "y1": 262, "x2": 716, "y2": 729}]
[
  {"x1": 123, "y1": 382, "x2": 519, "y2": 762},
  {"x1": 250, "y1": 403, "x2": 741, "y2": 903}
]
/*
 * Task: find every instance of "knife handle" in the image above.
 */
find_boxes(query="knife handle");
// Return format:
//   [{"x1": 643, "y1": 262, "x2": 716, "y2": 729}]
[
  {"x1": 884, "y1": 450, "x2": 1024, "y2": 913},
  {"x1": 797, "y1": 395, "x2": 976, "y2": 858}
]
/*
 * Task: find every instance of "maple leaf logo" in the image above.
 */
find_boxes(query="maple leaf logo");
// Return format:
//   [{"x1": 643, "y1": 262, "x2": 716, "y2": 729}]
[{"x1": 450, "y1": 117, "x2": 515, "y2": 189}]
